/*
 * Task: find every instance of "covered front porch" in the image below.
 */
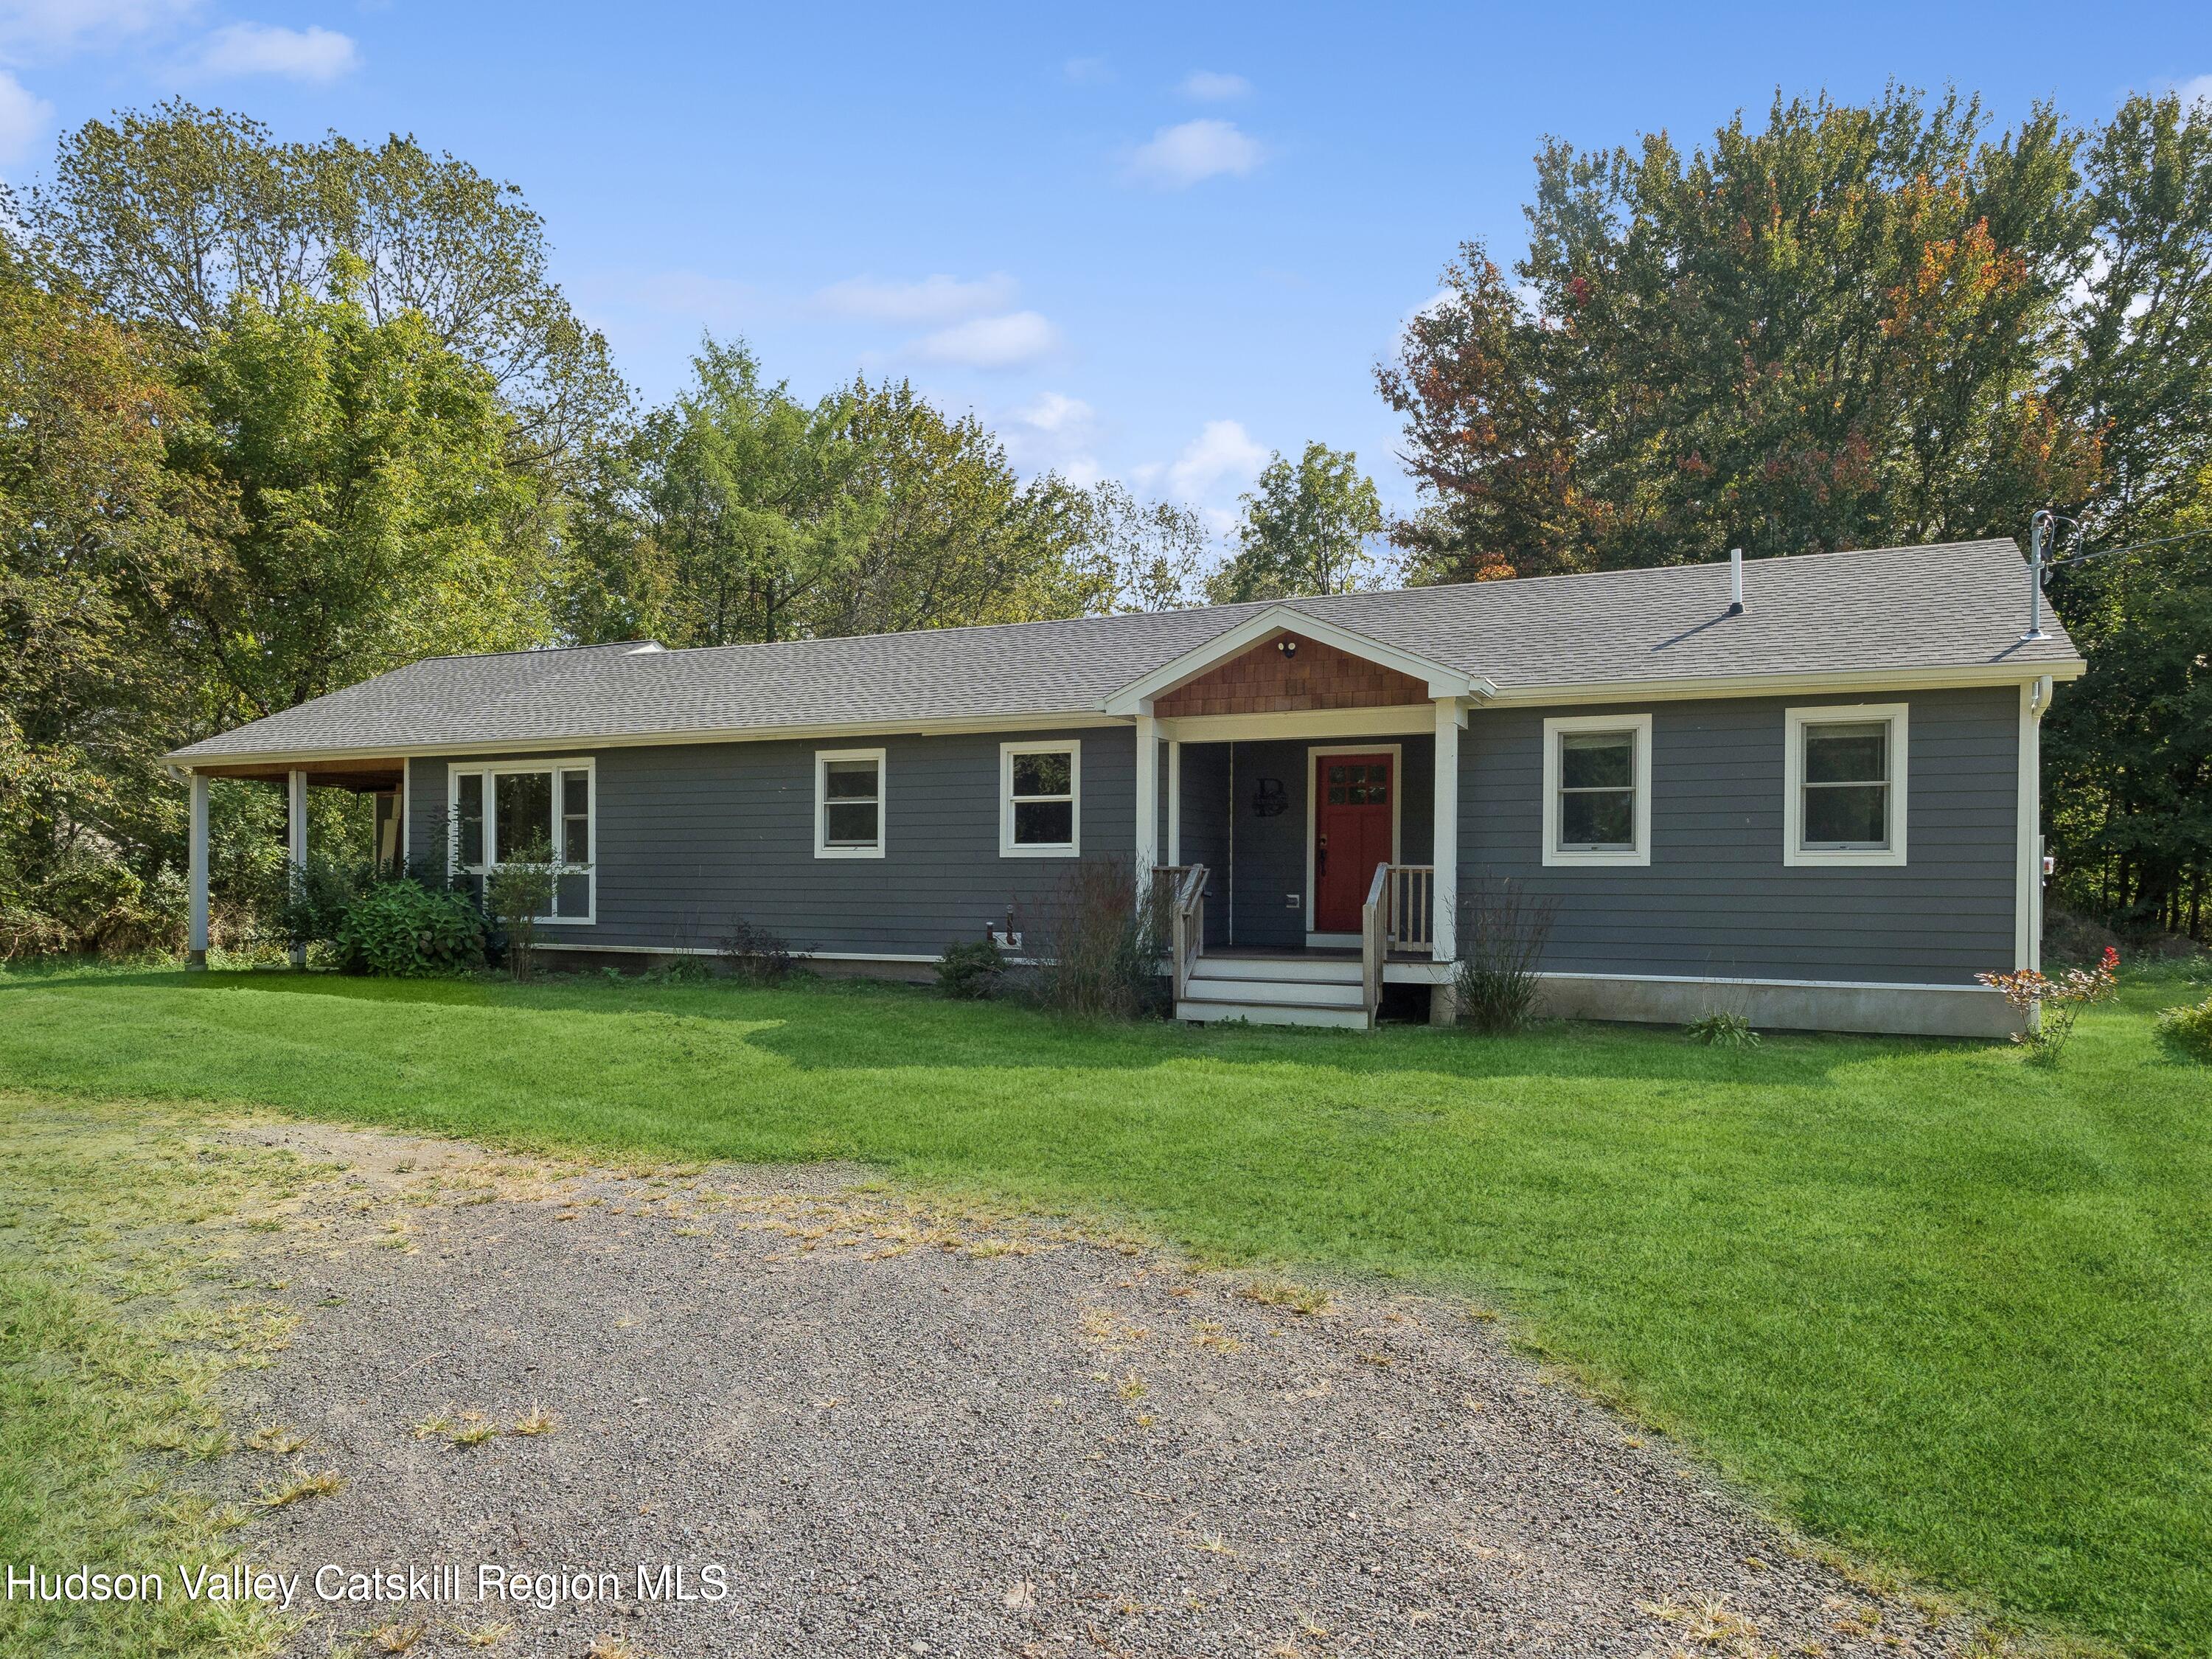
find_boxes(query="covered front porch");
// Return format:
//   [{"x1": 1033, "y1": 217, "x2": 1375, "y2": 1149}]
[
  {"x1": 181, "y1": 757, "x2": 407, "y2": 964},
  {"x1": 1147, "y1": 728, "x2": 1455, "y2": 1028},
  {"x1": 1120, "y1": 608, "x2": 1476, "y2": 1029}
]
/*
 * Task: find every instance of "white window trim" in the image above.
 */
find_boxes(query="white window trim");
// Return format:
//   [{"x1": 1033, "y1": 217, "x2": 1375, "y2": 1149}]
[
  {"x1": 815, "y1": 747, "x2": 886, "y2": 860},
  {"x1": 1001, "y1": 739, "x2": 1081, "y2": 858},
  {"x1": 447, "y1": 756, "x2": 597, "y2": 925},
  {"x1": 1784, "y1": 703, "x2": 1908, "y2": 867},
  {"x1": 1542, "y1": 713, "x2": 1652, "y2": 867}
]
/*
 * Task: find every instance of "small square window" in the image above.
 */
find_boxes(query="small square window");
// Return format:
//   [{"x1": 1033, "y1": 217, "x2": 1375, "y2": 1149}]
[
  {"x1": 815, "y1": 750, "x2": 886, "y2": 858},
  {"x1": 1543, "y1": 717, "x2": 1652, "y2": 866},
  {"x1": 1002, "y1": 742, "x2": 1080, "y2": 857},
  {"x1": 1786, "y1": 707, "x2": 1907, "y2": 866}
]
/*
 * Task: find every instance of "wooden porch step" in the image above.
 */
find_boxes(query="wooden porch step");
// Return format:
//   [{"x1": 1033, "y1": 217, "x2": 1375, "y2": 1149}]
[
  {"x1": 1186, "y1": 954, "x2": 1362, "y2": 985},
  {"x1": 1179, "y1": 975, "x2": 1366, "y2": 1009}
]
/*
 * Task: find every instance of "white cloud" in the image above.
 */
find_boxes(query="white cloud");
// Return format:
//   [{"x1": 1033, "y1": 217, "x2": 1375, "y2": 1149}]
[
  {"x1": 1179, "y1": 70, "x2": 1251, "y2": 101},
  {"x1": 2183, "y1": 74, "x2": 2212, "y2": 109},
  {"x1": 0, "y1": 66, "x2": 49, "y2": 162},
  {"x1": 1014, "y1": 391, "x2": 1093, "y2": 433},
  {"x1": 814, "y1": 271, "x2": 1018, "y2": 325},
  {"x1": 1062, "y1": 55, "x2": 1111, "y2": 84},
  {"x1": 1126, "y1": 119, "x2": 1263, "y2": 188},
  {"x1": 911, "y1": 310, "x2": 1060, "y2": 370},
  {"x1": 192, "y1": 22, "x2": 358, "y2": 82},
  {"x1": 1166, "y1": 418, "x2": 1267, "y2": 498},
  {"x1": 0, "y1": 0, "x2": 196, "y2": 58},
  {"x1": 1001, "y1": 391, "x2": 1101, "y2": 483}
]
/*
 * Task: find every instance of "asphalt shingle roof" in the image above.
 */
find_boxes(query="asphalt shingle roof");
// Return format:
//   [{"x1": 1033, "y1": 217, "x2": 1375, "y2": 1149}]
[{"x1": 168, "y1": 538, "x2": 2083, "y2": 763}]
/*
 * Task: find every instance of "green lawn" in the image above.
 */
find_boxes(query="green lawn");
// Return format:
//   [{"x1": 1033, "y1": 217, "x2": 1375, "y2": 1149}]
[{"x1": 2, "y1": 964, "x2": 2208, "y2": 1655}]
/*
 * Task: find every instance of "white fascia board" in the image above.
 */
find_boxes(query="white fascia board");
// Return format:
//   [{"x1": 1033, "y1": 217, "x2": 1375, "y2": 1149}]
[
  {"x1": 1484, "y1": 658, "x2": 2085, "y2": 708},
  {"x1": 163, "y1": 711, "x2": 1128, "y2": 771},
  {"x1": 1102, "y1": 605, "x2": 1478, "y2": 714}
]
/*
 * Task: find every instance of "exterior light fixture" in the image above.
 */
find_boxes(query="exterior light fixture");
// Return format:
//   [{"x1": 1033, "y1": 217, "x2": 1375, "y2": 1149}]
[{"x1": 1276, "y1": 637, "x2": 1298, "y2": 659}]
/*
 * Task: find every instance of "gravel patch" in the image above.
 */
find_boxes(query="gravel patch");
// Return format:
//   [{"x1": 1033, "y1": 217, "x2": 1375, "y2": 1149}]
[{"x1": 212, "y1": 1121, "x2": 1963, "y2": 1658}]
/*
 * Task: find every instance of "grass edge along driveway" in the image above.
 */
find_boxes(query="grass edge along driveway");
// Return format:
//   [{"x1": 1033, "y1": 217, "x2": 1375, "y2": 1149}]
[{"x1": 1, "y1": 963, "x2": 2208, "y2": 1658}]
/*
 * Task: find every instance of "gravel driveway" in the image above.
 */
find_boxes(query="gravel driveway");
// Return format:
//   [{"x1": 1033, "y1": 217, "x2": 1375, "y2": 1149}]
[{"x1": 216, "y1": 1122, "x2": 1961, "y2": 1659}]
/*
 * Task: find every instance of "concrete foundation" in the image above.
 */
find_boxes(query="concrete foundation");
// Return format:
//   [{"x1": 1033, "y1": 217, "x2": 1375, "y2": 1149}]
[{"x1": 1528, "y1": 971, "x2": 2021, "y2": 1040}]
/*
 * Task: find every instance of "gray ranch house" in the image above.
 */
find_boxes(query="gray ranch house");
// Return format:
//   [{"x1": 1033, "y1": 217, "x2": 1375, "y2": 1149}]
[{"x1": 167, "y1": 539, "x2": 2083, "y2": 1036}]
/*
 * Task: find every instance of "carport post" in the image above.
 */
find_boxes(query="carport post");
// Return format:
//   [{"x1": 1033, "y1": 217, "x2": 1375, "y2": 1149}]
[
  {"x1": 288, "y1": 768, "x2": 308, "y2": 967},
  {"x1": 187, "y1": 772, "x2": 209, "y2": 969}
]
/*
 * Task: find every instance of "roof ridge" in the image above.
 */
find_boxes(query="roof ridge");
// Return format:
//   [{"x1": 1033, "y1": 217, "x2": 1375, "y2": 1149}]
[
  {"x1": 411, "y1": 639, "x2": 664, "y2": 665},
  {"x1": 396, "y1": 541, "x2": 2028, "y2": 671}
]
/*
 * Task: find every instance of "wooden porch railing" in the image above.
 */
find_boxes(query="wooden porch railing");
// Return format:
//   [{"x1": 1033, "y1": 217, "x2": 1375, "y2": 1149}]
[
  {"x1": 1386, "y1": 864, "x2": 1436, "y2": 953},
  {"x1": 1362, "y1": 862, "x2": 1439, "y2": 1026},
  {"x1": 1166, "y1": 863, "x2": 1207, "y2": 1001},
  {"x1": 1360, "y1": 863, "x2": 1390, "y2": 1025}
]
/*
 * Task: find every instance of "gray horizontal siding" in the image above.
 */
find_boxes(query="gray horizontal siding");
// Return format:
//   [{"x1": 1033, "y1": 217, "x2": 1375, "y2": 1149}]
[
  {"x1": 408, "y1": 727, "x2": 1133, "y2": 957},
  {"x1": 392, "y1": 685, "x2": 2024, "y2": 985},
  {"x1": 1455, "y1": 688, "x2": 2020, "y2": 984}
]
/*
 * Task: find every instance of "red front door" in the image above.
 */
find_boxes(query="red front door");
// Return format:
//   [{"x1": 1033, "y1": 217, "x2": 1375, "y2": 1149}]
[{"x1": 1313, "y1": 753, "x2": 1394, "y2": 934}]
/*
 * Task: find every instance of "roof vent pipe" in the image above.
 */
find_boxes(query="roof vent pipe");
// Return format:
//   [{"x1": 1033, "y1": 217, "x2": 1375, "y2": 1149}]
[{"x1": 1728, "y1": 548, "x2": 1745, "y2": 615}]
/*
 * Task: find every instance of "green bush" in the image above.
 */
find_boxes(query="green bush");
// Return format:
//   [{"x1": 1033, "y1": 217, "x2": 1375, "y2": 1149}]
[
  {"x1": 1686, "y1": 1009, "x2": 1761, "y2": 1048},
  {"x1": 937, "y1": 939, "x2": 1006, "y2": 1000},
  {"x1": 335, "y1": 880, "x2": 485, "y2": 977},
  {"x1": 2157, "y1": 995, "x2": 2212, "y2": 1062}
]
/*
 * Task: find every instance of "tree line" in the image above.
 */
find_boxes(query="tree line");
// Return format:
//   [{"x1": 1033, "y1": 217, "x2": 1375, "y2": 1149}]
[
  {"x1": 2, "y1": 88, "x2": 2206, "y2": 956},
  {"x1": 0, "y1": 102, "x2": 1380, "y2": 954},
  {"x1": 1380, "y1": 87, "x2": 2211, "y2": 942}
]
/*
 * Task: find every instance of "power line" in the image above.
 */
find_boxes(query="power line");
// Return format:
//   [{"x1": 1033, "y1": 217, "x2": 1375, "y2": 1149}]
[{"x1": 2046, "y1": 526, "x2": 2212, "y2": 571}]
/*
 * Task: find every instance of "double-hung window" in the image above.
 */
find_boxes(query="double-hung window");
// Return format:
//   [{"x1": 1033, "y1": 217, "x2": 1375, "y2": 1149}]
[
  {"x1": 448, "y1": 758, "x2": 596, "y2": 922},
  {"x1": 1784, "y1": 705, "x2": 1907, "y2": 866},
  {"x1": 815, "y1": 748, "x2": 886, "y2": 858},
  {"x1": 1541, "y1": 713, "x2": 1652, "y2": 866},
  {"x1": 1001, "y1": 741, "x2": 1080, "y2": 857}
]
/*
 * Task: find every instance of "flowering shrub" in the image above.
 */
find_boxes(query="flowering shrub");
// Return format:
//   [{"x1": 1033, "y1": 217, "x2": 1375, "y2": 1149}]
[{"x1": 1978, "y1": 947, "x2": 2119, "y2": 1064}]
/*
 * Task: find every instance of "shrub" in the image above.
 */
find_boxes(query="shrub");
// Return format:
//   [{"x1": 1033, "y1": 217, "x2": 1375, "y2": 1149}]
[
  {"x1": 277, "y1": 851, "x2": 372, "y2": 960},
  {"x1": 1686, "y1": 1009, "x2": 1760, "y2": 1048},
  {"x1": 938, "y1": 939, "x2": 1006, "y2": 1000},
  {"x1": 1978, "y1": 947, "x2": 2120, "y2": 1065},
  {"x1": 1033, "y1": 856, "x2": 1164, "y2": 1018},
  {"x1": 1454, "y1": 878, "x2": 1557, "y2": 1033},
  {"x1": 335, "y1": 880, "x2": 485, "y2": 976},
  {"x1": 484, "y1": 840, "x2": 556, "y2": 981},
  {"x1": 718, "y1": 917, "x2": 795, "y2": 983},
  {"x1": 642, "y1": 954, "x2": 713, "y2": 985},
  {"x1": 2157, "y1": 995, "x2": 2212, "y2": 1062}
]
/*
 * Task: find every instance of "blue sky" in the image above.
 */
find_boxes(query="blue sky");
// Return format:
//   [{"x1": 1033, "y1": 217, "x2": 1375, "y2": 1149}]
[{"x1": 2, "y1": 1, "x2": 2206, "y2": 549}]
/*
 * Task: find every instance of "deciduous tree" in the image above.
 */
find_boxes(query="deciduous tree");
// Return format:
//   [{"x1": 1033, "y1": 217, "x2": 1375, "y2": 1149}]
[{"x1": 1207, "y1": 442, "x2": 1384, "y2": 602}]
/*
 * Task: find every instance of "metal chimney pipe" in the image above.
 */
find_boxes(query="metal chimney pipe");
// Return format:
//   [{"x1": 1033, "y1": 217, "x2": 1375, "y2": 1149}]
[
  {"x1": 2022, "y1": 513, "x2": 2048, "y2": 641},
  {"x1": 1728, "y1": 548, "x2": 1744, "y2": 615}
]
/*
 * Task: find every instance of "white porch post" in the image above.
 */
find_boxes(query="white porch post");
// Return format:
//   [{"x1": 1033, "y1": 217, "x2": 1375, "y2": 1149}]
[
  {"x1": 1134, "y1": 713, "x2": 1160, "y2": 877},
  {"x1": 287, "y1": 768, "x2": 308, "y2": 967},
  {"x1": 187, "y1": 772, "x2": 209, "y2": 968},
  {"x1": 1432, "y1": 699, "x2": 1460, "y2": 962},
  {"x1": 1166, "y1": 740, "x2": 1181, "y2": 867}
]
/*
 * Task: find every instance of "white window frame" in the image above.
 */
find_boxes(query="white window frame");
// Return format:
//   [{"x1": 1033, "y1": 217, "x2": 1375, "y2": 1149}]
[
  {"x1": 1001, "y1": 740, "x2": 1081, "y2": 858},
  {"x1": 1541, "y1": 712, "x2": 1652, "y2": 867},
  {"x1": 1784, "y1": 703, "x2": 1908, "y2": 867},
  {"x1": 815, "y1": 747, "x2": 886, "y2": 860},
  {"x1": 447, "y1": 756, "x2": 597, "y2": 925}
]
